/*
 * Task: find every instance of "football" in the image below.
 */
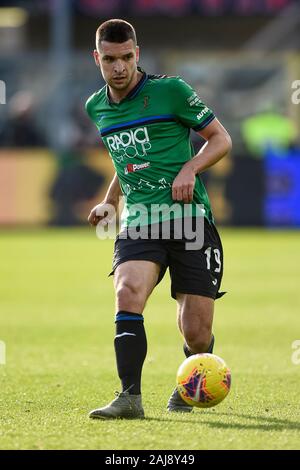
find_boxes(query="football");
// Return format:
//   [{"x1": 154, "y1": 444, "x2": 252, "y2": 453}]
[{"x1": 176, "y1": 353, "x2": 231, "y2": 408}]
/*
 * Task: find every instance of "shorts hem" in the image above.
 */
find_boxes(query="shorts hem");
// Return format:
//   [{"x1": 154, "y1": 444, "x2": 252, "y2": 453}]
[
  {"x1": 171, "y1": 289, "x2": 217, "y2": 301},
  {"x1": 109, "y1": 256, "x2": 167, "y2": 277}
]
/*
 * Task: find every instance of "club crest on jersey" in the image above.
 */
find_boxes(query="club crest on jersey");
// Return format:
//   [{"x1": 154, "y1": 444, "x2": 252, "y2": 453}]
[
  {"x1": 143, "y1": 96, "x2": 149, "y2": 108},
  {"x1": 124, "y1": 162, "x2": 150, "y2": 174}
]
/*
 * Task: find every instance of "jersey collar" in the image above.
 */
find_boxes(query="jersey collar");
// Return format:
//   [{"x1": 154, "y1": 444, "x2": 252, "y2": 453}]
[{"x1": 106, "y1": 67, "x2": 147, "y2": 105}]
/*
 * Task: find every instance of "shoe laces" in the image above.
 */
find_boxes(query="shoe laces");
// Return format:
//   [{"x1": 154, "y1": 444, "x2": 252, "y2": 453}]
[{"x1": 114, "y1": 384, "x2": 135, "y2": 398}]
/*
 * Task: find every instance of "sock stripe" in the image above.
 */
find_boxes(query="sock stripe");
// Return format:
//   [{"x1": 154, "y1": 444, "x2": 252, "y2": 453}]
[{"x1": 115, "y1": 312, "x2": 144, "y2": 322}]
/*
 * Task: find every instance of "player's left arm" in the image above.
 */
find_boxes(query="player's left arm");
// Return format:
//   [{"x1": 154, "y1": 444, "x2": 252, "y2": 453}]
[{"x1": 172, "y1": 118, "x2": 232, "y2": 203}]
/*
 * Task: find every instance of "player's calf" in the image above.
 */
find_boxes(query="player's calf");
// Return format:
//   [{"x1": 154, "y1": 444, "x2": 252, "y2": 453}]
[{"x1": 167, "y1": 335, "x2": 215, "y2": 413}]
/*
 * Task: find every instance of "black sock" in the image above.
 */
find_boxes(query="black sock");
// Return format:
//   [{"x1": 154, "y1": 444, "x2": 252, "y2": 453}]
[
  {"x1": 114, "y1": 311, "x2": 147, "y2": 395},
  {"x1": 183, "y1": 334, "x2": 215, "y2": 358},
  {"x1": 206, "y1": 334, "x2": 215, "y2": 354}
]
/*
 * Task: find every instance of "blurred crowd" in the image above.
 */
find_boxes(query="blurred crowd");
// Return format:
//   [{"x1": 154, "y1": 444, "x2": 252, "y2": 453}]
[{"x1": 0, "y1": 90, "x2": 100, "y2": 149}]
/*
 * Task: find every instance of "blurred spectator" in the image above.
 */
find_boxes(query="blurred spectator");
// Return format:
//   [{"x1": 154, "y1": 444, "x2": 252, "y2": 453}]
[
  {"x1": 49, "y1": 140, "x2": 105, "y2": 226},
  {"x1": 0, "y1": 91, "x2": 46, "y2": 147},
  {"x1": 71, "y1": 103, "x2": 100, "y2": 148},
  {"x1": 51, "y1": 102, "x2": 101, "y2": 151},
  {"x1": 241, "y1": 110, "x2": 297, "y2": 158}
]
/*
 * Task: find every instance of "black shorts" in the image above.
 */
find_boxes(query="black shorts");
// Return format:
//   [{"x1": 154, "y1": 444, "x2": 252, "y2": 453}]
[{"x1": 110, "y1": 218, "x2": 225, "y2": 300}]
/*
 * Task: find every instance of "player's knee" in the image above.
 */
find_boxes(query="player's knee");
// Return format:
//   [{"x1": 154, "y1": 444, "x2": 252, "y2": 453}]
[
  {"x1": 115, "y1": 281, "x2": 146, "y2": 310},
  {"x1": 184, "y1": 327, "x2": 212, "y2": 354}
]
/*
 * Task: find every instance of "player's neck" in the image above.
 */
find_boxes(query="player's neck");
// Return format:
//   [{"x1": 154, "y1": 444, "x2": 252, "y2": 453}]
[{"x1": 108, "y1": 69, "x2": 142, "y2": 104}]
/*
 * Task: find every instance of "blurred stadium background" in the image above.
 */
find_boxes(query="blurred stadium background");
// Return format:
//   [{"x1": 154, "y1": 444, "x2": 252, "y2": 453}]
[
  {"x1": 1, "y1": 0, "x2": 300, "y2": 451},
  {"x1": 0, "y1": 0, "x2": 300, "y2": 228}
]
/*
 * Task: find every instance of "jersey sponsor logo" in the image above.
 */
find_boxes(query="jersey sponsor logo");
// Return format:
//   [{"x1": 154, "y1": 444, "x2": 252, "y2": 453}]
[
  {"x1": 124, "y1": 161, "x2": 150, "y2": 174},
  {"x1": 187, "y1": 92, "x2": 202, "y2": 107},
  {"x1": 105, "y1": 127, "x2": 151, "y2": 162},
  {"x1": 196, "y1": 107, "x2": 210, "y2": 120}
]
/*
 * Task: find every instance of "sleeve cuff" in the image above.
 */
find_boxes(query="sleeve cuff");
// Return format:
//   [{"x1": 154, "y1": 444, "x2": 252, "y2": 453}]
[{"x1": 192, "y1": 114, "x2": 216, "y2": 132}]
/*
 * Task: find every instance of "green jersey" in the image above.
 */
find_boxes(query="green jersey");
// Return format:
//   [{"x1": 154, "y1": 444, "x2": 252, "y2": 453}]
[{"x1": 86, "y1": 69, "x2": 216, "y2": 227}]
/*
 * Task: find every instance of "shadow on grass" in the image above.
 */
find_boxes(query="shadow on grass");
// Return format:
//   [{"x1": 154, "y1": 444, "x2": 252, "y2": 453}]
[{"x1": 145, "y1": 411, "x2": 300, "y2": 432}]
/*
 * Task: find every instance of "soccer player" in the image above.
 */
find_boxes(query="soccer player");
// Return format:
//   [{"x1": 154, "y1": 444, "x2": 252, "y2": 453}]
[{"x1": 86, "y1": 19, "x2": 232, "y2": 419}]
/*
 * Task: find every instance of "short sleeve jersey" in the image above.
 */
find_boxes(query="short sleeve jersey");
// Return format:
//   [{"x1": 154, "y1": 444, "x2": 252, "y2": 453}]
[{"x1": 86, "y1": 70, "x2": 216, "y2": 227}]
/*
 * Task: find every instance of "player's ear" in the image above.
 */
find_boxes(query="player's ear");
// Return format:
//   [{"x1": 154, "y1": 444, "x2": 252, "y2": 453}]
[
  {"x1": 93, "y1": 49, "x2": 100, "y2": 67},
  {"x1": 136, "y1": 46, "x2": 140, "y2": 63}
]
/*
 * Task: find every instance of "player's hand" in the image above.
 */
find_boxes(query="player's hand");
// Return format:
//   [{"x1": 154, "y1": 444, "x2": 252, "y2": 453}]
[
  {"x1": 172, "y1": 164, "x2": 195, "y2": 203},
  {"x1": 87, "y1": 201, "x2": 116, "y2": 227}
]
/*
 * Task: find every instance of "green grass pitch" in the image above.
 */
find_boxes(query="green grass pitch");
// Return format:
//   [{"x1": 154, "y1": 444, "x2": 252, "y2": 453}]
[{"x1": 0, "y1": 227, "x2": 300, "y2": 450}]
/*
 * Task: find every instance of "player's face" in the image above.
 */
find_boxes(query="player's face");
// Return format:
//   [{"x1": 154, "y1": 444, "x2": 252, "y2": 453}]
[{"x1": 94, "y1": 39, "x2": 139, "y2": 91}]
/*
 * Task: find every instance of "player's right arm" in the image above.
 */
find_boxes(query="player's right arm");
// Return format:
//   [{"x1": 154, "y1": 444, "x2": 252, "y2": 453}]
[{"x1": 88, "y1": 173, "x2": 121, "y2": 226}]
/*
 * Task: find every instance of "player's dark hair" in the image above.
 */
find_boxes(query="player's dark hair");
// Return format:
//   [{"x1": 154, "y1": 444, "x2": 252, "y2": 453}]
[{"x1": 96, "y1": 19, "x2": 137, "y2": 50}]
